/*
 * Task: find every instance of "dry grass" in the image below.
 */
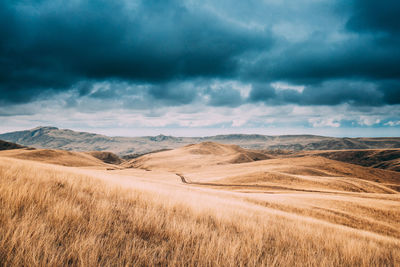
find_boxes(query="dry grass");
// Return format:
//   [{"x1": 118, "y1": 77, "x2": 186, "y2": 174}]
[
  {"x1": 0, "y1": 148, "x2": 110, "y2": 167},
  {"x1": 1, "y1": 158, "x2": 399, "y2": 266},
  {"x1": 126, "y1": 142, "x2": 271, "y2": 171}
]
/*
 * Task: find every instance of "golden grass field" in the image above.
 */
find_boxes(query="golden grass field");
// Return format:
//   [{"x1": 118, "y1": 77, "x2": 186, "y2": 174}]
[{"x1": 1, "y1": 143, "x2": 400, "y2": 266}]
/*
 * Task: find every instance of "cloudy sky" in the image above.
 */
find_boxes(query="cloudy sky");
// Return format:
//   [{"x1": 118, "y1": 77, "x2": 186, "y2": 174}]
[{"x1": 1, "y1": 0, "x2": 399, "y2": 137}]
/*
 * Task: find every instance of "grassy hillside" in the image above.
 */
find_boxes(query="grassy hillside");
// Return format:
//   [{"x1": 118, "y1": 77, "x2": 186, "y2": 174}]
[
  {"x1": 126, "y1": 142, "x2": 272, "y2": 171},
  {"x1": 0, "y1": 158, "x2": 399, "y2": 266},
  {"x1": 0, "y1": 139, "x2": 24, "y2": 150},
  {"x1": 0, "y1": 148, "x2": 117, "y2": 167},
  {"x1": 311, "y1": 149, "x2": 400, "y2": 172}
]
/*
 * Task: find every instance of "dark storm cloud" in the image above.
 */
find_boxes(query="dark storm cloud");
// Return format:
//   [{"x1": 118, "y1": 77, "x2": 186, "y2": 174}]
[
  {"x1": 75, "y1": 80, "x2": 199, "y2": 107},
  {"x1": 0, "y1": 0, "x2": 271, "y2": 104},
  {"x1": 245, "y1": 0, "x2": 400, "y2": 106},
  {"x1": 1, "y1": 0, "x2": 399, "y2": 108},
  {"x1": 244, "y1": 0, "x2": 400, "y2": 84},
  {"x1": 248, "y1": 84, "x2": 276, "y2": 101},
  {"x1": 346, "y1": 0, "x2": 400, "y2": 34},
  {"x1": 148, "y1": 83, "x2": 199, "y2": 105},
  {"x1": 80, "y1": 80, "x2": 246, "y2": 108},
  {"x1": 246, "y1": 36, "x2": 400, "y2": 84},
  {"x1": 206, "y1": 86, "x2": 243, "y2": 107},
  {"x1": 380, "y1": 81, "x2": 400, "y2": 105},
  {"x1": 249, "y1": 80, "x2": 400, "y2": 106}
]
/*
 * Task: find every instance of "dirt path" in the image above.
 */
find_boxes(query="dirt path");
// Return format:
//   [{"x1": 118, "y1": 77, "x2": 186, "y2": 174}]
[
  {"x1": 175, "y1": 173, "x2": 347, "y2": 194},
  {"x1": 176, "y1": 173, "x2": 188, "y2": 183}
]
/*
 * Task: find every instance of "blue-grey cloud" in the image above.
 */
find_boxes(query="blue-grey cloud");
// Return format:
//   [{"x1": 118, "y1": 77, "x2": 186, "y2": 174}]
[
  {"x1": 148, "y1": 82, "x2": 199, "y2": 105},
  {"x1": 0, "y1": 0, "x2": 271, "y2": 105},
  {"x1": 249, "y1": 80, "x2": 400, "y2": 106},
  {"x1": 346, "y1": 0, "x2": 400, "y2": 34},
  {"x1": 380, "y1": 81, "x2": 400, "y2": 105},
  {"x1": 246, "y1": 36, "x2": 400, "y2": 84},
  {"x1": 0, "y1": 0, "x2": 399, "y2": 110}
]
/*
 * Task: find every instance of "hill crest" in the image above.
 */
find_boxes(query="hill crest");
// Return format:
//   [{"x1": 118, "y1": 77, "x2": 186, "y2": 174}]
[
  {"x1": 125, "y1": 142, "x2": 273, "y2": 171},
  {"x1": 0, "y1": 139, "x2": 25, "y2": 150}
]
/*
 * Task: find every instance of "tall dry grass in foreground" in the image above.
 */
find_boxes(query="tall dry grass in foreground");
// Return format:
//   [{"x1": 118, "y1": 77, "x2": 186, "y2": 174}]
[{"x1": 0, "y1": 158, "x2": 399, "y2": 266}]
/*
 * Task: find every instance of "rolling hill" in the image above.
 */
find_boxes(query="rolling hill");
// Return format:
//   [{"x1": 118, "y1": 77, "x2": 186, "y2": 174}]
[
  {"x1": 0, "y1": 148, "x2": 122, "y2": 167},
  {"x1": 2, "y1": 156, "x2": 399, "y2": 266},
  {"x1": 125, "y1": 142, "x2": 273, "y2": 171},
  {"x1": 126, "y1": 142, "x2": 400, "y2": 193},
  {"x1": 1, "y1": 126, "x2": 400, "y2": 156},
  {"x1": 0, "y1": 139, "x2": 25, "y2": 150},
  {"x1": 1, "y1": 140, "x2": 400, "y2": 265},
  {"x1": 299, "y1": 149, "x2": 400, "y2": 172}
]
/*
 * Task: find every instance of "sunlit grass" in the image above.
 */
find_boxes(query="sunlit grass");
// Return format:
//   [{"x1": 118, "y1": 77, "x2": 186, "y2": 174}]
[{"x1": 0, "y1": 158, "x2": 399, "y2": 266}]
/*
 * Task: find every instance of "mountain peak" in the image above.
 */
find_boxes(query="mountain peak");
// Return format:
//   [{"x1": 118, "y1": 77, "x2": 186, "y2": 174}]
[
  {"x1": 31, "y1": 126, "x2": 59, "y2": 131},
  {"x1": 149, "y1": 134, "x2": 176, "y2": 142}
]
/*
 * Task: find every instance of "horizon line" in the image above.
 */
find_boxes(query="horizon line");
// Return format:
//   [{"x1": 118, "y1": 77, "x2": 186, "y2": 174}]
[{"x1": 0, "y1": 125, "x2": 399, "y2": 139}]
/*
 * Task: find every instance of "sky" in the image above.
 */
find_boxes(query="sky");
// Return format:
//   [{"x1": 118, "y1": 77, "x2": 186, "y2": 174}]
[{"x1": 0, "y1": 0, "x2": 399, "y2": 137}]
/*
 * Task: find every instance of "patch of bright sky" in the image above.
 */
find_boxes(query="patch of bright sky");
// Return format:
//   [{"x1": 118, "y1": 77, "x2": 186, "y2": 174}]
[{"x1": 271, "y1": 82, "x2": 305, "y2": 93}]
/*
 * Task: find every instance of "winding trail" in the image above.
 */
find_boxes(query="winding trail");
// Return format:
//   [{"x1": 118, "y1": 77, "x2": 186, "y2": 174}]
[
  {"x1": 176, "y1": 173, "x2": 188, "y2": 183},
  {"x1": 175, "y1": 173, "x2": 340, "y2": 194}
]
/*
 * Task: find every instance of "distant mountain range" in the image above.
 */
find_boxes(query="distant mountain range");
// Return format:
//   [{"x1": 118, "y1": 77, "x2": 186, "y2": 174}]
[{"x1": 1, "y1": 126, "x2": 400, "y2": 156}]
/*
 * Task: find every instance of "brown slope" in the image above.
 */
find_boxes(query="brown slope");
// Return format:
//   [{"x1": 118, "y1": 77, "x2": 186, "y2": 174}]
[
  {"x1": 86, "y1": 151, "x2": 123, "y2": 164},
  {"x1": 124, "y1": 142, "x2": 273, "y2": 171},
  {"x1": 0, "y1": 139, "x2": 25, "y2": 150},
  {"x1": 305, "y1": 149, "x2": 400, "y2": 172},
  {"x1": 0, "y1": 148, "x2": 112, "y2": 167},
  {"x1": 182, "y1": 156, "x2": 400, "y2": 194}
]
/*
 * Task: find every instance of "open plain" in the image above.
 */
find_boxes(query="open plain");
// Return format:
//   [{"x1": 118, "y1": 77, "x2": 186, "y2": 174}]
[{"x1": 1, "y1": 142, "x2": 399, "y2": 266}]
